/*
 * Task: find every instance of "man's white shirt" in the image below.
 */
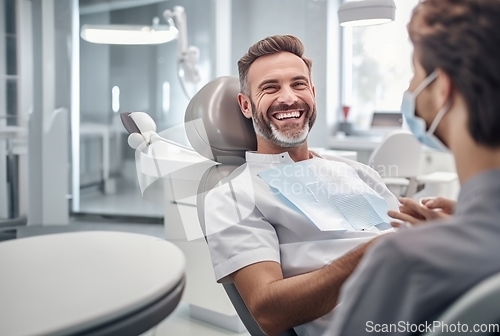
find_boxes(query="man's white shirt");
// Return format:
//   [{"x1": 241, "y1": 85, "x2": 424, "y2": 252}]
[{"x1": 204, "y1": 151, "x2": 398, "y2": 336}]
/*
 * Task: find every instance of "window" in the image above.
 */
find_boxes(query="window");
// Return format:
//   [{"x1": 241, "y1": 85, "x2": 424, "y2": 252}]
[
  {"x1": 341, "y1": 0, "x2": 420, "y2": 129},
  {"x1": 3, "y1": 0, "x2": 18, "y2": 126},
  {"x1": 111, "y1": 86, "x2": 120, "y2": 113}
]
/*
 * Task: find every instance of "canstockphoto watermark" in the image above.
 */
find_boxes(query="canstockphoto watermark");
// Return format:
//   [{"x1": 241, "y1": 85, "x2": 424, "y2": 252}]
[{"x1": 366, "y1": 321, "x2": 500, "y2": 333}]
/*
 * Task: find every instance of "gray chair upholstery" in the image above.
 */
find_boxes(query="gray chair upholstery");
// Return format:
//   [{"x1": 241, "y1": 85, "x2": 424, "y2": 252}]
[
  {"x1": 185, "y1": 76, "x2": 298, "y2": 336},
  {"x1": 184, "y1": 76, "x2": 256, "y2": 165},
  {"x1": 423, "y1": 271, "x2": 500, "y2": 336}
]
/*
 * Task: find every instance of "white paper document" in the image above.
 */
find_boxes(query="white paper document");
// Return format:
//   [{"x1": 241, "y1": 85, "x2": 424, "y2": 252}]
[{"x1": 259, "y1": 158, "x2": 391, "y2": 232}]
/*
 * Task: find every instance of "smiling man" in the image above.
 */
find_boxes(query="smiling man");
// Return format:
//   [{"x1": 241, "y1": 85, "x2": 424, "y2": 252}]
[
  {"x1": 238, "y1": 49, "x2": 316, "y2": 155},
  {"x1": 204, "y1": 35, "x2": 398, "y2": 336}
]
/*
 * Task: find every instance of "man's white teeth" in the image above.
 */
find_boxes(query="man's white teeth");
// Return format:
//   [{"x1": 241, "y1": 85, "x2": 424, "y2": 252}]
[{"x1": 275, "y1": 111, "x2": 301, "y2": 120}]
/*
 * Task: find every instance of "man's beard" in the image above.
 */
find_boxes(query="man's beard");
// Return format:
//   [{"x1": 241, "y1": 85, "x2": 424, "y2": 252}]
[{"x1": 250, "y1": 100, "x2": 316, "y2": 148}]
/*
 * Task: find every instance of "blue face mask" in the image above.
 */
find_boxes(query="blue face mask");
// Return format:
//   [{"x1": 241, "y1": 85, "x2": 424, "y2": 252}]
[{"x1": 401, "y1": 71, "x2": 450, "y2": 152}]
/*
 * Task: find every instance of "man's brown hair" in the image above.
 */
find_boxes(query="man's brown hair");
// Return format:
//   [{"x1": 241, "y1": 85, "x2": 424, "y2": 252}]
[
  {"x1": 237, "y1": 35, "x2": 312, "y2": 95},
  {"x1": 408, "y1": 0, "x2": 500, "y2": 147}
]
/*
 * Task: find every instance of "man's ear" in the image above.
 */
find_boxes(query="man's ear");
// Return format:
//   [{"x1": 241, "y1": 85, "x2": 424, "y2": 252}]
[
  {"x1": 237, "y1": 93, "x2": 252, "y2": 119},
  {"x1": 312, "y1": 85, "x2": 316, "y2": 98},
  {"x1": 435, "y1": 68, "x2": 453, "y2": 107}
]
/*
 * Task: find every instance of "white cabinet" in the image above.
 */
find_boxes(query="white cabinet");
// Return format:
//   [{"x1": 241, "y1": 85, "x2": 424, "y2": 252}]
[{"x1": 163, "y1": 176, "x2": 245, "y2": 333}]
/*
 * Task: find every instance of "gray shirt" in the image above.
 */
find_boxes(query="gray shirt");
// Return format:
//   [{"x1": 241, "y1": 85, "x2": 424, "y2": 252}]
[{"x1": 327, "y1": 169, "x2": 500, "y2": 336}]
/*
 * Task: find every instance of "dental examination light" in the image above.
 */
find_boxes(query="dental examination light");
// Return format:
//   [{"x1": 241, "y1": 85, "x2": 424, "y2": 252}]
[
  {"x1": 338, "y1": 0, "x2": 396, "y2": 27},
  {"x1": 80, "y1": 6, "x2": 200, "y2": 99}
]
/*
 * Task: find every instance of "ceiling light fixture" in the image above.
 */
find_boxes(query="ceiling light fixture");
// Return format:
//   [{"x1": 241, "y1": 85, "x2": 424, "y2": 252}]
[
  {"x1": 80, "y1": 6, "x2": 199, "y2": 99},
  {"x1": 338, "y1": 0, "x2": 396, "y2": 27},
  {"x1": 80, "y1": 18, "x2": 178, "y2": 45}
]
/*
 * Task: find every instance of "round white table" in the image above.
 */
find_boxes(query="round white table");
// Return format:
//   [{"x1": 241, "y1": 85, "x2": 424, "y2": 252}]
[{"x1": 0, "y1": 231, "x2": 186, "y2": 336}]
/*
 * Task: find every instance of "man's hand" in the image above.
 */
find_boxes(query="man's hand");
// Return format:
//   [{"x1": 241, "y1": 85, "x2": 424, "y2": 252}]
[{"x1": 388, "y1": 197, "x2": 455, "y2": 227}]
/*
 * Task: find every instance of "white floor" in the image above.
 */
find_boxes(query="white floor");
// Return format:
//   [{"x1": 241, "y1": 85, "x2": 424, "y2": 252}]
[
  {"x1": 79, "y1": 180, "x2": 164, "y2": 218},
  {"x1": 141, "y1": 302, "x2": 249, "y2": 336}
]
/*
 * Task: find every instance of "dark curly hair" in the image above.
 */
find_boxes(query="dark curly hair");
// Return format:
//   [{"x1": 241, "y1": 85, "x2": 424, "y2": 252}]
[{"x1": 408, "y1": 0, "x2": 500, "y2": 147}]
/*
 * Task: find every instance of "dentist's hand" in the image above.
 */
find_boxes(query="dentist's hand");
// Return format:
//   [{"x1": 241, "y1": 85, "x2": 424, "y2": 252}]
[{"x1": 388, "y1": 197, "x2": 455, "y2": 227}]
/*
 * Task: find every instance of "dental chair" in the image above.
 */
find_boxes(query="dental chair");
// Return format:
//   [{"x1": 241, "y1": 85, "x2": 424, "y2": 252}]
[
  {"x1": 423, "y1": 271, "x2": 500, "y2": 336},
  {"x1": 368, "y1": 130, "x2": 422, "y2": 198},
  {"x1": 184, "y1": 76, "x2": 299, "y2": 336}
]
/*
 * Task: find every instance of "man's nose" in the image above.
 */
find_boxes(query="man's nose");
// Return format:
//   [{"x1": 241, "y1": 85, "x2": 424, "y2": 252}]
[{"x1": 277, "y1": 86, "x2": 298, "y2": 105}]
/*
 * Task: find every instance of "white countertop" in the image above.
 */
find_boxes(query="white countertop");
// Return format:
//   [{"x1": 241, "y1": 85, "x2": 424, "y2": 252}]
[
  {"x1": 0, "y1": 231, "x2": 185, "y2": 336},
  {"x1": 310, "y1": 147, "x2": 358, "y2": 161},
  {"x1": 328, "y1": 135, "x2": 384, "y2": 151}
]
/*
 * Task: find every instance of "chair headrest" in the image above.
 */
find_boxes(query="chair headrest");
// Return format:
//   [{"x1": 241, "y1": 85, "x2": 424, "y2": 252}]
[{"x1": 184, "y1": 76, "x2": 256, "y2": 165}]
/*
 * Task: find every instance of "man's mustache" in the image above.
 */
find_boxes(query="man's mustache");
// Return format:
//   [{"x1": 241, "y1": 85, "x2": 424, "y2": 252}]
[{"x1": 267, "y1": 101, "x2": 310, "y2": 115}]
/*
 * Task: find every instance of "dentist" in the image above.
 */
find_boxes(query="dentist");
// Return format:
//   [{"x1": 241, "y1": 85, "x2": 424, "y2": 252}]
[{"x1": 327, "y1": 0, "x2": 500, "y2": 335}]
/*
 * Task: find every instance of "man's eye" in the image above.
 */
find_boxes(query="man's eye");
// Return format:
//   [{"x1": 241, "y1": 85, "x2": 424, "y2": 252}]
[
  {"x1": 263, "y1": 85, "x2": 277, "y2": 91},
  {"x1": 294, "y1": 82, "x2": 307, "y2": 87}
]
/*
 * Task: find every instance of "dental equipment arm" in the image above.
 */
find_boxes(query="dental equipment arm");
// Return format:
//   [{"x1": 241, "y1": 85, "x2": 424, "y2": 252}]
[
  {"x1": 163, "y1": 6, "x2": 200, "y2": 99},
  {"x1": 120, "y1": 112, "x2": 194, "y2": 151}
]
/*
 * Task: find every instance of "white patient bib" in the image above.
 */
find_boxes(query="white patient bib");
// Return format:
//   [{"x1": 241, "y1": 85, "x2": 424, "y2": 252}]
[{"x1": 258, "y1": 158, "x2": 391, "y2": 232}]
